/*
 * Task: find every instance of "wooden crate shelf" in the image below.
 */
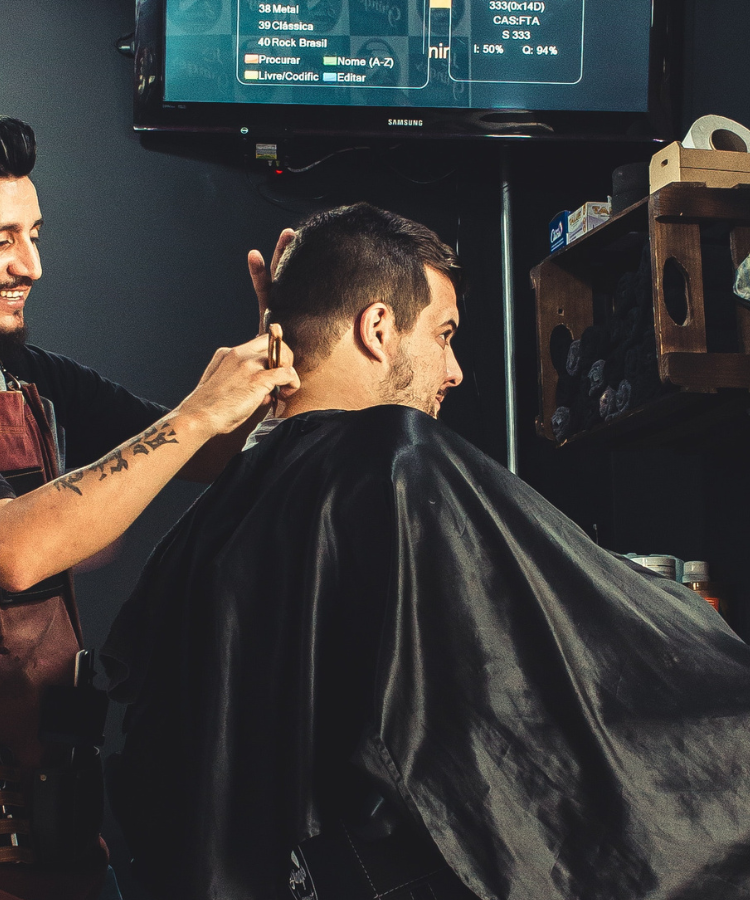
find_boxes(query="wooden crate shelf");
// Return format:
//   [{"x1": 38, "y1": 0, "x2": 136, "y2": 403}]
[{"x1": 532, "y1": 182, "x2": 750, "y2": 446}]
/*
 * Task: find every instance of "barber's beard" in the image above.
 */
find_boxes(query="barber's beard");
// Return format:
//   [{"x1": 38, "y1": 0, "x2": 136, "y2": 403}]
[
  {"x1": 0, "y1": 276, "x2": 30, "y2": 360},
  {"x1": 0, "y1": 320, "x2": 29, "y2": 360}
]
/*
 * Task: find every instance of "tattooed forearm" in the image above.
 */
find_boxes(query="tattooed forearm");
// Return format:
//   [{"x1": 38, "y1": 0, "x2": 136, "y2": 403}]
[
  {"x1": 135, "y1": 425, "x2": 179, "y2": 453},
  {"x1": 56, "y1": 471, "x2": 85, "y2": 496},
  {"x1": 93, "y1": 449, "x2": 128, "y2": 480},
  {"x1": 53, "y1": 422, "x2": 180, "y2": 496}
]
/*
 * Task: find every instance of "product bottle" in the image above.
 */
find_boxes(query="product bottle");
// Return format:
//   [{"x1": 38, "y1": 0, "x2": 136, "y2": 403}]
[
  {"x1": 629, "y1": 555, "x2": 677, "y2": 580},
  {"x1": 683, "y1": 560, "x2": 725, "y2": 616}
]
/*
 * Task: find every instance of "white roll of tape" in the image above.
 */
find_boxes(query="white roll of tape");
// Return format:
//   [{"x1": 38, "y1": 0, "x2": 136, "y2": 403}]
[{"x1": 683, "y1": 115, "x2": 750, "y2": 152}]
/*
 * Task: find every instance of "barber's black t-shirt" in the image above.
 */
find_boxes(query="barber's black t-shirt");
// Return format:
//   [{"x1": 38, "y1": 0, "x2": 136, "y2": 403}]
[{"x1": 0, "y1": 344, "x2": 168, "y2": 499}]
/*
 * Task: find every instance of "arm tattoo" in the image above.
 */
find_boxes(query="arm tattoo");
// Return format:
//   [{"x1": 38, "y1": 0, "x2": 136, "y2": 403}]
[
  {"x1": 56, "y1": 471, "x2": 85, "y2": 496},
  {"x1": 93, "y1": 449, "x2": 128, "y2": 480},
  {"x1": 140, "y1": 426, "x2": 179, "y2": 451},
  {"x1": 53, "y1": 421, "x2": 179, "y2": 496}
]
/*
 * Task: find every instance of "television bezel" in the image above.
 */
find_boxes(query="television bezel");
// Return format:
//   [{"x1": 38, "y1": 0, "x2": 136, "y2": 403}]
[{"x1": 133, "y1": 0, "x2": 682, "y2": 143}]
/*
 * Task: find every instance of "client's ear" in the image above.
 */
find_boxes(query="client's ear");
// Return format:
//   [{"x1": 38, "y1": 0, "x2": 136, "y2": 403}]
[{"x1": 358, "y1": 303, "x2": 398, "y2": 364}]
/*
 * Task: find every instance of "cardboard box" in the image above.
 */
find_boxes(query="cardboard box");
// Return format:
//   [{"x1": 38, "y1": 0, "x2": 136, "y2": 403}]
[
  {"x1": 650, "y1": 142, "x2": 750, "y2": 192},
  {"x1": 566, "y1": 200, "x2": 611, "y2": 244},
  {"x1": 549, "y1": 211, "x2": 569, "y2": 253}
]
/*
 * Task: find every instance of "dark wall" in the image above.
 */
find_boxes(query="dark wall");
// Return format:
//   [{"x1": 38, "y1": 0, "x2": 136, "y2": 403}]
[
  {"x1": 2, "y1": 1, "x2": 750, "y2": 896},
  {"x1": 683, "y1": 0, "x2": 750, "y2": 129}
]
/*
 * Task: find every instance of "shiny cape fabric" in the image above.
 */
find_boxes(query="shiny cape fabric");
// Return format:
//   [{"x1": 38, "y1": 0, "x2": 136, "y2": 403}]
[{"x1": 103, "y1": 406, "x2": 750, "y2": 900}]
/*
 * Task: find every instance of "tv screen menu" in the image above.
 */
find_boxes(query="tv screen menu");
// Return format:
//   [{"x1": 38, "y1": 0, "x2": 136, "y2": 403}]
[{"x1": 164, "y1": 0, "x2": 651, "y2": 113}]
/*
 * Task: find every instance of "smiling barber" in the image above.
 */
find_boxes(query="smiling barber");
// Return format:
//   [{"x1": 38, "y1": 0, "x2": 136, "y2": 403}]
[{"x1": 0, "y1": 116, "x2": 299, "y2": 900}]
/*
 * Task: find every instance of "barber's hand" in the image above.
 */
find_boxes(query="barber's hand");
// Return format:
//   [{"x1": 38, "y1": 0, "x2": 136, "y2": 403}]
[
  {"x1": 248, "y1": 228, "x2": 296, "y2": 327},
  {"x1": 176, "y1": 333, "x2": 299, "y2": 436}
]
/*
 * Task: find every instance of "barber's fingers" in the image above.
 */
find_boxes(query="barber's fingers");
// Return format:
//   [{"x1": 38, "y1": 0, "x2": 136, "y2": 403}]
[
  {"x1": 201, "y1": 348, "x2": 298, "y2": 395},
  {"x1": 248, "y1": 250, "x2": 270, "y2": 327},
  {"x1": 239, "y1": 331, "x2": 294, "y2": 368},
  {"x1": 248, "y1": 229, "x2": 295, "y2": 329},
  {"x1": 202, "y1": 334, "x2": 294, "y2": 381},
  {"x1": 183, "y1": 354, "x2": 300, "y2": 435},
  {"x1": 256, "y1": 364, "x2": 300, "y2": 399},
  {"x1": 270, "y1": 228, "x2": 295, "y2": 275}
]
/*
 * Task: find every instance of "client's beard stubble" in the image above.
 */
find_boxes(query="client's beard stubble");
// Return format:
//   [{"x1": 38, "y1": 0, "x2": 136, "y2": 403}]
[{"x1": 379, "y1": 342, "x2": 435, "y2": 418}]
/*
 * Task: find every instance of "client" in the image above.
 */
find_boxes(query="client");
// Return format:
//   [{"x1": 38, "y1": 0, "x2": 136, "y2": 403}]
[{"x1": 104, "y1": 204, "x2": 750, "y2": 900}]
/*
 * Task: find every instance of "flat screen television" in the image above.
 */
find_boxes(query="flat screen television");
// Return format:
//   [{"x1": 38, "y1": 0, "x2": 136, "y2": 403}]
[{"x1": 134, "y1": 0, "x2": 681, "y2": 142}]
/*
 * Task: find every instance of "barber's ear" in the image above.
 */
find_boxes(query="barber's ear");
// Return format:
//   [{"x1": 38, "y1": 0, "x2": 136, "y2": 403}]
[{"x1": 358, "y1": 303, "x2": 397, "y2": 363}]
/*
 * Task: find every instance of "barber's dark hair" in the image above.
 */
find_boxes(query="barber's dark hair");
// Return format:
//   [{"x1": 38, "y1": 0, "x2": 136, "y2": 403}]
[
  {"x1": 269, "y1": 203, "x2": 461, "y2": 371},
  {"x1": 0, "y1": 117, "x2": 36, "y2": 178}
]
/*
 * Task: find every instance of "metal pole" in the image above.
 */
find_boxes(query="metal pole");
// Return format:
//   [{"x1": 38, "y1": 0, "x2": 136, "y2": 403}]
[{"x1": 500, "y1": 149, "x2": 518, "y2": 474}]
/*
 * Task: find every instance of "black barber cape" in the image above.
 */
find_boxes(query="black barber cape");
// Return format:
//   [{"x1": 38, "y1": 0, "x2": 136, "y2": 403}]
[{"x1": 103, "y1": 407, "x2": 750, "y2": 900}]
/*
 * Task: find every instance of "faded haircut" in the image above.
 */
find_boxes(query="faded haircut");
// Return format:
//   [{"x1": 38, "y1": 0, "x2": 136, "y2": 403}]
[
  {"x1": 0, "y1": 117, "x2": 36, "y2": 178},
  {"x1": 268, "y1": 203, "x2": 461, "y2": 372}
]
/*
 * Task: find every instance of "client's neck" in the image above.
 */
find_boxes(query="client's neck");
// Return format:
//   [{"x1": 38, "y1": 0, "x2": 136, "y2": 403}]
[
  {"x1": 280, "y1": 367, "x2": 378, "y2": 418},
  {"x1": 280, "y1": 340, "x2": 383, "y2": 418}
]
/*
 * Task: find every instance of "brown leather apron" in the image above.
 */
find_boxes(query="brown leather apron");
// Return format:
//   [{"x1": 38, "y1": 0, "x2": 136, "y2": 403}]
[
  {"x1": 0, "y1": 383, "x2": 82, "y2": 773},
  {"x1": 0, "y1": 381, "x2": 107, "y2": 899}
]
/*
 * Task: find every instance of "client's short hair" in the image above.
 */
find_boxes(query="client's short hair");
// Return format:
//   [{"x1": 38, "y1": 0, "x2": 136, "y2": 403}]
[
  {"x1": 0, "y1": 117, "x2": 36, "y2": 179},
  {"x1": 269, "y1": 203, "x2": 461, "y2": 371}
]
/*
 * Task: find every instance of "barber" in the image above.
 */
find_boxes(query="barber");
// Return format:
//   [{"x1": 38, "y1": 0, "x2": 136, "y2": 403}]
[{"x1": 0, "y1": 115, "x2": 298, "y2": 900}]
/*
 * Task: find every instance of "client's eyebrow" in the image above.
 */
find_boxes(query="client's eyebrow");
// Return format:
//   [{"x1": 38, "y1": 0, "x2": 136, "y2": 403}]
[
  {"x1": 439, "y1": 318, "x2": 458, "y2": 333},
  {"x1": 0, "y1": 218, "x2": 44, "y2": 233}
]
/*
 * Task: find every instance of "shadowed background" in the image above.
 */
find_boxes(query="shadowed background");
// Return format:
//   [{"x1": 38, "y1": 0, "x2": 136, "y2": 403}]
[{"x1": 2, "y1": 1, "x2": 749, "y2": 895}]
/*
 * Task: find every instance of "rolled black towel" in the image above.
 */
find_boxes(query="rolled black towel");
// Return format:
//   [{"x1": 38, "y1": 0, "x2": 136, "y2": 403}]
[
  {"x1": 613, "y1": 271, "x2": 638, "y2": 318},
  {"x1": 624, "y1": 345, "x2": 639, "y2": 383},
  {"x1": 588, "y1": 359, "x2": 606, "y2": 397},
  {"x1": 566, "y1": 339, "x2": 582, "y2": 376},
  {"x1": 578, "y1": 325, "x2": 611, "y2": 376},
  {"x1": 615, "y1": 379, "x2": 632, "y2": 414},
  {"x1": 551, "y1": 406, "x2": 573, "y2": 442},
  {"x1": 625, "y1": 303, "x2": 648, "y2": 343},
  {"x1": 599, "y1": 386, "x2": 617, "y2": 419},
  {"x1": 610, "y1": 316, "x2": 626, "y2": 345}
]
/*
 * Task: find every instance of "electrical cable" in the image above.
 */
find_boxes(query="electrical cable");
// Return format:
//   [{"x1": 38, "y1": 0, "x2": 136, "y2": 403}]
[
  {"x1": 283, "y1": 145, "x2": 371, "y2": 173},
  {"x1": 272, "y1": 141, "x2": 458, "y2": 185},
  {"x1": 245, "y1": 168, "x2": 328, "y2": 213}
]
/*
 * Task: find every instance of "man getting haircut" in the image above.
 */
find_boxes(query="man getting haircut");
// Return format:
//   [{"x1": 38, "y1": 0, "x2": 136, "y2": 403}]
[
  {"x1": 269, "y1": 203, "x2": 461, "y2": 371},
  {"x1": 105, "y1": 204, "x2": 750, "y2": 900}
]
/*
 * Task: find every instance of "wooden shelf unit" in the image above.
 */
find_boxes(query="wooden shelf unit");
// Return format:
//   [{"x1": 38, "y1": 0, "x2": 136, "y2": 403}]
[{"x1": 532, "y1": 182, "x2": 750, "y2": 446}]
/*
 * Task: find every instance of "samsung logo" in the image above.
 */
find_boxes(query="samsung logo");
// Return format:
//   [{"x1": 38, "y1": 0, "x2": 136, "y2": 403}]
[{"x1": 388, "y1": 118, "x2": 424, "y2": 127}]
